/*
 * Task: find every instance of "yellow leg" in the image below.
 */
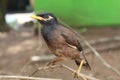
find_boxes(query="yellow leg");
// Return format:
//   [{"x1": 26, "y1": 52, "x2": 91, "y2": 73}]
[
  {"x1": 74, "y1": 60, "x2": 84, "y2": 78},
  {"x1": 77, "y1": 60, "x2": 84, "y2": 73}
]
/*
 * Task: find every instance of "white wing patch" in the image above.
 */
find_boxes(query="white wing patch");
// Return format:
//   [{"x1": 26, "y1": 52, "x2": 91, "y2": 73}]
[{"x1": 66, "y1": 42, "x2": 77, "y2": 49}]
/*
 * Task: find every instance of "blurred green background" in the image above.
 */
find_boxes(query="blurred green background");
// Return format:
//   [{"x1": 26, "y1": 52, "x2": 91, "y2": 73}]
[{"x1": 34, "y1": 0, "x2": 120, "y2": 27}]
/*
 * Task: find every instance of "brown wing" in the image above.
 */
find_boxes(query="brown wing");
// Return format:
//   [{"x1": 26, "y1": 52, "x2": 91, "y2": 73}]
[
  {"x1": 61, "y1": 28, "x2": 91, "y2": 70},
  {"x1": 61, "y1": 30, "x2": 83, "y2": 52}
]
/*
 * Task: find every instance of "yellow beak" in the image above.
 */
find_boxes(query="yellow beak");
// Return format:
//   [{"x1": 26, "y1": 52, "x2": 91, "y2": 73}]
[{"x1": 31, "y1": 15, "x2": 44, "y2": 20}]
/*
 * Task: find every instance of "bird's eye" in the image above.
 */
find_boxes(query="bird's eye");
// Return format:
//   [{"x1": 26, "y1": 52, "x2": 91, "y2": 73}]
[
  {"x1": 40, "y1": 15, "x2": 44, "y2": 17},
  {"x1": 41, "y1": 15, "x2": 48, "y2": 18},
  {"x1": 45, "y1": 15, "x2": 49, "y2": 18}
]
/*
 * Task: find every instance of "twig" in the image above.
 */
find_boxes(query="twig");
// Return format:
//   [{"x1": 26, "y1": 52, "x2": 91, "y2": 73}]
[
  {"x1": 61, "y1": 64, "x2": 99, "y2": 80},
  {"x1": 87, "y1": 36, "x2": 120, "y2": 46},
  {"x1": 0, "y1": 75, "x2": 62, "y2": 80},
  {"x1": 33, "y1": 64, "x2": 99, "y2": 80},
  {"x1": 58, "y1": 19, "x2": 120, "y2": 77},
  {"x1": 84, "y1": 42, "x2": 120, "y2": 53}
]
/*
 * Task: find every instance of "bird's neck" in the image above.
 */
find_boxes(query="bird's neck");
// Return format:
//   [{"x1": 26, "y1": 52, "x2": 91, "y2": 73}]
[
  {"x1": 42, "y1": 22, "x2": 58, "y2": 26},
  {"x1": 41, "y1": 24, "x2": 59, "y2": 34},
  {"x1": 42, "y1": 23, "x2": 59, "y2": 28}
]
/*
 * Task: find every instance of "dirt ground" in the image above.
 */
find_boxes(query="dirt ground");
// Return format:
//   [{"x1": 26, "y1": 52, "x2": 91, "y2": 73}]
[{"x1": 0, "y1": 26, "x2": 120, "y2": 80}]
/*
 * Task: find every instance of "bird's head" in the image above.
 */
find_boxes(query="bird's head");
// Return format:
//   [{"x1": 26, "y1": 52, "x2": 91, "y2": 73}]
[{"x1": 31, "y1": 13, "x2": 58, "y2": 26}]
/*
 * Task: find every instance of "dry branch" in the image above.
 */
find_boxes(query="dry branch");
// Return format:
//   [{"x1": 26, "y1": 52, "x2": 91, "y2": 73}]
[
  {"x1": 84, "y1": 42, "x2": 120, "y2": 53},
  {"x1": 0, "y1": 75, "x2": 62, "y2": 80},
  {"x1": 31, "y1": 64, "x2": 99, "y2": 80},
  {"x1": 87, "y1": 36, "x2": 120, "y2": 46}
]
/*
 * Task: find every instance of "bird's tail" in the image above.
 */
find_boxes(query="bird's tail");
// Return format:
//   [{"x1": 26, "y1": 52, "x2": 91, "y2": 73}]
[{"x1": 75, "y1": 59, "x2": 91, "y2": 70}]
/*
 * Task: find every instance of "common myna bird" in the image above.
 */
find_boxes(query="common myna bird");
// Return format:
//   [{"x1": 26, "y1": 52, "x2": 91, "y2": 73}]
[{"x1": 31, "y1": 13, "x2": 91, "y2": 77}]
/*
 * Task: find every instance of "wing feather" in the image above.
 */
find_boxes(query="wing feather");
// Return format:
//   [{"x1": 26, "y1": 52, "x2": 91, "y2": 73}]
[{"x1": 61, "y1": 33, "x2": 83, "y2": 51}]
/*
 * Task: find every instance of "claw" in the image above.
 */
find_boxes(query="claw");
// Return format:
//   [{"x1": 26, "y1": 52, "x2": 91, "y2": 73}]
[
  {"x1": 44, "y1": 62, "x2": 55, "y2": 71},
  {"x1": 74, "y1": 71, "x2": 87, "y2": 80},
  {"x1": 74, "y1": 71, "x2": 80, "y2": 78}
]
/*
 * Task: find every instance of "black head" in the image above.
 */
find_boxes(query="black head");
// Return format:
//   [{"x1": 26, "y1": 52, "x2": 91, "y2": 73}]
[{"x1": 31, "y1": 13, "x2": 58, "y2": 26}]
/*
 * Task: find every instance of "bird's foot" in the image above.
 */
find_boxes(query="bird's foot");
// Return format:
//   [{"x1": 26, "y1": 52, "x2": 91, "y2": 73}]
[
  {"x1": 44, "y1": 62, "x2": 55, "y2": 71},
  {"x1": 74, "y1": 71, "x2": 80, "y2": 78},
  {"x1": 74, "y1": 71, "x2": 87, "y2": 80}
]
